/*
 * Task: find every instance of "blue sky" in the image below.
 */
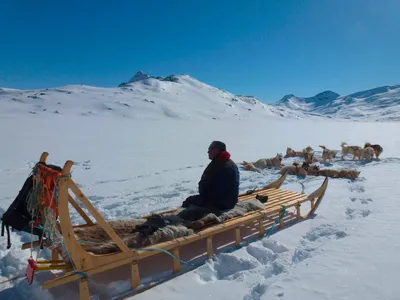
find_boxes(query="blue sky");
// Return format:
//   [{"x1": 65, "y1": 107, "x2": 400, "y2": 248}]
[{"x1": 1, "y1": 0, "x2": 399, "y2": 103}]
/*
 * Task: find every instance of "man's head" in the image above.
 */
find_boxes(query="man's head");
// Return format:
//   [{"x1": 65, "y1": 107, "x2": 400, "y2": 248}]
[{"x1": 207, "y1": 141, "x2": 226, "y2": 159}]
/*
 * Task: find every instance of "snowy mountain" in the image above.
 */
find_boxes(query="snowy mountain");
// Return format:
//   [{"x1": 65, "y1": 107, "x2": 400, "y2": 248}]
[
  {"x1": 1, "y1": 72, "x2": 399, "y2": 122},
  {"x1": 275, "y1": 85, "x2": 400, "y2": 121},
  {"x1": 0, "y1": 71, "x2": 311, "y2": 121}
]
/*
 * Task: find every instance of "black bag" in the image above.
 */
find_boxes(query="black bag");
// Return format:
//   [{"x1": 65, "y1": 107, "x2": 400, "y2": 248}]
[{"x1": 1, "y1": 163, "x2": 62, "y2": 249}]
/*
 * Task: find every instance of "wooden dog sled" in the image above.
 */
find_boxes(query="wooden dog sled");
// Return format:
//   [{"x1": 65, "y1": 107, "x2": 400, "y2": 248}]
[{"x1": 20, "y1": 152, "x2": 329, "y2": 299}]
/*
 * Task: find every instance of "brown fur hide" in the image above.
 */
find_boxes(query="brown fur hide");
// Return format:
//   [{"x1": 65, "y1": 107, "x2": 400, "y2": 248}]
[{"x1": 72, "y1": 199, "x2": 265, "y2": 255}]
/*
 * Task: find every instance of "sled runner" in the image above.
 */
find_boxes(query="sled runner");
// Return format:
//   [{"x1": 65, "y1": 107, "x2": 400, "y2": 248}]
[{"x1": 13, "y1": 152, "x2": 328, "y2": 300}]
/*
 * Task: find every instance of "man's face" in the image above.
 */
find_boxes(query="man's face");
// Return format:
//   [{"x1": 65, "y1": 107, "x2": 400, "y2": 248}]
[{"x1": 207, "y1": 147, "x2": 220, "y2": 160}]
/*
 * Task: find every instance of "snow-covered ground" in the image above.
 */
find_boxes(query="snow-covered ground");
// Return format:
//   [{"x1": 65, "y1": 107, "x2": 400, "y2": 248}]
[
  {"x1": 1, "y1": 74, "x2": 400, "y2": 299},
  {"x1": 0, "y1": 113, "x2": 399, "y2": 300}
]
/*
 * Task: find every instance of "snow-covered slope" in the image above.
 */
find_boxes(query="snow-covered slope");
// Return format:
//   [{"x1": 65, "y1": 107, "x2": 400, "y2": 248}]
[
  {"x1": 2, "y1": 71, "x2": 399, "y2": 122},
  {"x1": 0, "y1": 71, "x2": 311, "y2": 121},
  {"x1": 276, "y1": 85, "x2": 400, "y2": 121}
]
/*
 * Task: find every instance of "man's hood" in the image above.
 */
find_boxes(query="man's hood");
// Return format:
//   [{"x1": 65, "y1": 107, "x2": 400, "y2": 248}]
[{"x1": 217, "y1": 151, "x2": 231, "y2": 160}]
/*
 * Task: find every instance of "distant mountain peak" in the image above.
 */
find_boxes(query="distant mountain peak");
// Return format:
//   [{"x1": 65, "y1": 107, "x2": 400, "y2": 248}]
[
  {"x1": 278, "y1": 94, "x2": 296, "y2": 103},
  {"x1": 118, "y1": 71, "x2": 181, "y2": 87},
  {"x1": 277, "y1": 90, "x2": 340, "y2": 107},
  {"x1": 128, "y1": 70, "x2": 150, "y2": 83},
  {"x1": 313, "y1": 90, "x2": 340, "y2": 100}
]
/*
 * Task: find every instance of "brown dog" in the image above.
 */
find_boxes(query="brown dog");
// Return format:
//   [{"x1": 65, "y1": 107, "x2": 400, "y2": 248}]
[
  {"x1": 364, "y1": 142, "x2": 383, "y2": 159},
  {"x1": 285, "y1": 147, "x2": 304, "y2": 157},
  {"x1": 316, "y1": 168, "x2": 361, "y2": 179},
  {"x1": 279, "y1": 162, "x2": 320, "y2": 177},
  {"x1": 285, "y1": 146, "x2": 313, "y2": 158},
  {"x1": 304, "y1": 151, "x2": 318, "y2": 164},
  {"x1": 340, "y1": 142, "x2": 362, "y2": 160}
]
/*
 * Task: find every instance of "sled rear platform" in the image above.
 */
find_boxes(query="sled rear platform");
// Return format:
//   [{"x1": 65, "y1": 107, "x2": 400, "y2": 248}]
[{"x1": 21, "y1": 152, "x2": 329, "y2": 300}]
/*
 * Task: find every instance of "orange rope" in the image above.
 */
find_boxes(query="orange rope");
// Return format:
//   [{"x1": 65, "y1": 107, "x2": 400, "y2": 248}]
[{"x1": 36, "y1": 164, "x2": 62, "y2": 218}]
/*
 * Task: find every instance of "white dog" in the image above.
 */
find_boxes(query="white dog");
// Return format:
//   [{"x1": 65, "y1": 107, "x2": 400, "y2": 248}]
[
  {"x1": 340, "y1": 142, "x2": 362, "y2": 160},
  {"x1": 319, "y1": 145, "x2": 337, "y2": 163},
  {"x1": 360, "y1": 146, "x2": 375, "y2": 161}
]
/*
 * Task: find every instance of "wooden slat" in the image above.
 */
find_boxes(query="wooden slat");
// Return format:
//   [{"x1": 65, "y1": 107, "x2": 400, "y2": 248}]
[
  {"x1": 207, "y1": 237, "x2": 213, "y2": 258},
  {"x1": 279, "y1": 219, "x2": 284, "y2": 229},
  {"x1": 235, "y1": 227, "x2": 241, "y2": 247},
  {"x1": 239, "y1": 188, "x2": 278, "y2": 201},
  {"x1": 241, "y1": 189, "x2": 299, "y2": 202},
  {"x1": 172, "y1": 248, "x2": 181, "y2": 273},
  {"x1": 265, "y1": 194, "x2": 307, "y2": 209},
  {"x1": 239, "y1": 188, "x2": 286, "y2": 201},
  {"x1": 131, "y1": 261, "x2": 140, "y2": 289},
  {"x1": 266, "y1": 191, "x2": 306, "y2": 204},
  {"x1": 21, "y1": 240, "x2": 41, "y2": 250},
  {"x1": 51, "y1": 249, "x2": 59, "y2": 261},
  {"x1": 79, "y1": 278, "x2": 90, "y2": 300},
  {"x1": 296, "y1": 203, "x2": 301, "y2": 220}
]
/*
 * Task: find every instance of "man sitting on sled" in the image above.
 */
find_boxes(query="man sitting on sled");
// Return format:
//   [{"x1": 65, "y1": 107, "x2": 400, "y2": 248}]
[
  {"x1": 133, "y1": 142, "x2": 240, "y2": 236},
  {"x1": 180, "y1": 141, "x2": 240, "y2": 218}
]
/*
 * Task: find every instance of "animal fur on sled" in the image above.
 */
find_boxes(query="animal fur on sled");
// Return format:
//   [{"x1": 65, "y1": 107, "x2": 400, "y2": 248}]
[
  {"x1": 241, "y1": 153, "x2": 284, "y2": 172},
  {"x1": 73, "y1": 219, "x2": 193, "y2": 254},
  {"x1": 73, "y1": 199, "x2": 265, "y2": 255}
]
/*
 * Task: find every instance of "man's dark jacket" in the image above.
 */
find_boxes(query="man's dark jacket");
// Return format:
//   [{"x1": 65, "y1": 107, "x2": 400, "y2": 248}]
[{"x1": 198, "y1": 151, "x2": 240, "y2": 210}]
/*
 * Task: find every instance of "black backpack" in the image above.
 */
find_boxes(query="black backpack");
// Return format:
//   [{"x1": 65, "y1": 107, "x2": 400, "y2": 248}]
[{"x1": 1, "y1": 162, "x2": 62, "y2": 249}]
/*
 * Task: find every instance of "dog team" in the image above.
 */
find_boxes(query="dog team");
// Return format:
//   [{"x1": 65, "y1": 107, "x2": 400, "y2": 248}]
[{"x1": 241, "y1": 142, "x2": 383, "y2": 179}]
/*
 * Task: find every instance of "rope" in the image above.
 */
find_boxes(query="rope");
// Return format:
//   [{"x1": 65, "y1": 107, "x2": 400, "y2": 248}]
[
  {"x1": 23, "y1": 168, "x2": 74, "y2": 278},
  {"x1": 298, "y1": 176, "x2": 320, "y2": 194},
  {"x1": 299, "y1": 181, "x2": 306, "y2": 194},
  {"x1": 265, "y1": 205, "x2": 286, "y2": 238},
  {"x1": 60, "y1": 241, "x2": 88, "y2": 278},
  {"x1": 0, "y1": 274, "x2": 26, "y2": 286}
]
